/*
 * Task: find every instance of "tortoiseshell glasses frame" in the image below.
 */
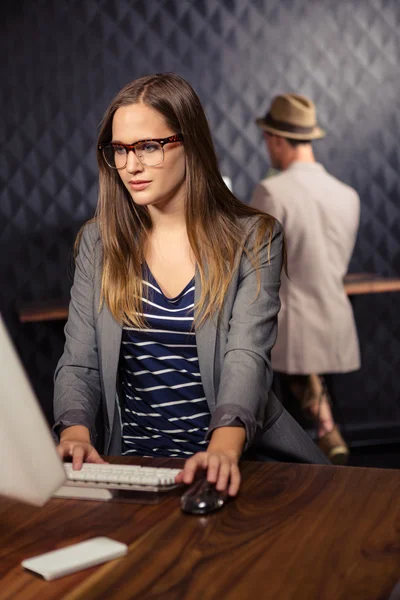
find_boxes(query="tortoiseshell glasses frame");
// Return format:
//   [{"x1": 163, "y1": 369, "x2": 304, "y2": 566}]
[{"x1": 98, "y1": 133, "x2": 184, "y2": 169}]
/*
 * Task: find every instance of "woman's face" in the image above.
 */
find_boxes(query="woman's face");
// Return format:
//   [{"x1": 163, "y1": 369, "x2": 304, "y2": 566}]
[{"x1": 112, "y1": 103, "x2": 186, "y2": 211}]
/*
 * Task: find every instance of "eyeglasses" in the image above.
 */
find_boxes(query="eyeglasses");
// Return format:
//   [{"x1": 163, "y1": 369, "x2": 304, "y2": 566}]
[{"x1": 98, "y1": 133, "x2": 183, "y2": 169}]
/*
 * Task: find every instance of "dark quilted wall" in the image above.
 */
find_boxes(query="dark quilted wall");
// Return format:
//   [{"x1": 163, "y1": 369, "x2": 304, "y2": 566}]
[{"x1": 1, "y1": 0, "x2": 399, "y2": 439}]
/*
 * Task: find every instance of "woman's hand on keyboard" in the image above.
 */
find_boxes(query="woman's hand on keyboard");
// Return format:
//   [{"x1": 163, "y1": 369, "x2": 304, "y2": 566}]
[{"x1": 57, "y1": 426, "x2": 106, "y2": 470}]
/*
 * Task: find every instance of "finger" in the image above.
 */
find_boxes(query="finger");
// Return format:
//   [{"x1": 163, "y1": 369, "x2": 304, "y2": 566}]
[
  {"x1": 175, "y1": 470, "x2": 184, "y2": 483},
  {"x1": 72, "y1": 445, "x2": 85, "y2": 470},
  {"x1": 175, "y1": 465, "x2": 193, "y2": 483},
  {"x1": 86, "y1": 449, "x2": 107, "y2": 464},
  {"x1": 182, "y1": 454, "x2": 207, "y2": 484},
  {"x1": 215, "y1": 459, "x2": 231, "y2": 492},
  {"x1": 182, "y1": 453, "x2": 208, "y2": 484},
  {"x1": 227, "y1": 464, "x2": 241, "y2": 497},
  {"x1": 206, "y1": 453, "x2": 221, "y2": 483},
  {"x1": 56, "y1": 443, "x2": 69, "y2": 460},
  {"x1": 175, "y1": 461, "x2": 200, "y2": 483}
]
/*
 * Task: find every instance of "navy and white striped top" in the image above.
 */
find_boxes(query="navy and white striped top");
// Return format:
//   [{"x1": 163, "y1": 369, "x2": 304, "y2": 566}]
[{"x1": 118, "y1": 267, "x2": 211, "y2": 458}]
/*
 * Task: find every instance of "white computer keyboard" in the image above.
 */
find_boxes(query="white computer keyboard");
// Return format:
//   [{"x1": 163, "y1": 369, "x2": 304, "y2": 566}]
[{"x1": 63, "y1": 463, "x2": 182, "y2": 493}]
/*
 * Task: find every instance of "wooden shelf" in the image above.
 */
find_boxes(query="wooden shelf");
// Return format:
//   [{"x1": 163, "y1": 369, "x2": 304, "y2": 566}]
[
  {"x1": 18, "y1": 301, "x2": 69, "y2": 323},
  {"x1": 344, "y1": 274, "x2": 400, "y2": 296},
  {"x1": 17, "y1": 274, "x2": 400, "y2": 323}
]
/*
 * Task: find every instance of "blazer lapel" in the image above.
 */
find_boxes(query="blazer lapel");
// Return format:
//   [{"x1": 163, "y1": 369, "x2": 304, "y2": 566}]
[{"x1": 194, "y1": 268, "x2": 217, "y2": 410}]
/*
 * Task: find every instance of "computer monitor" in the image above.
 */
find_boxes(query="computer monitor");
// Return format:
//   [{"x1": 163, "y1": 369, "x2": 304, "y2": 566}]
[{"x1": 0, "y1": 316, "x2": 65, "y2": 506}]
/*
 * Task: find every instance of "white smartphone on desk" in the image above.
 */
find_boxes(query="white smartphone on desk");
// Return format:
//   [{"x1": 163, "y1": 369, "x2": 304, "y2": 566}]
[{"x1": 21, "y1": 537, "x2": 128, "y2": 581}]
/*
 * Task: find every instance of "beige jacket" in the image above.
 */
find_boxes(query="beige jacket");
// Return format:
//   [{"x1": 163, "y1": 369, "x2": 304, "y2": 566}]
[{"x1": 251, "y1": 162, "x2": 361, "y2": 374}]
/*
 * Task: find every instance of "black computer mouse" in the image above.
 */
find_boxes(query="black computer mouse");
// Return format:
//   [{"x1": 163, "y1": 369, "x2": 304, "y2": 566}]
[{"x1": 180, "y1": 477, "x2": 229, "y2": 515}]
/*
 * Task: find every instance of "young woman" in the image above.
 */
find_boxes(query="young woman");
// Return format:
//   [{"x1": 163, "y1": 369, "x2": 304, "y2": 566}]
[{"x1": 54, "y1": 73, "x2": 327, "y2": 497}]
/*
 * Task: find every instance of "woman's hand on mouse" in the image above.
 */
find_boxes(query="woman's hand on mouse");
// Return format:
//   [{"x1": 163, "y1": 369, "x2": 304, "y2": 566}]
[
  {"x1": 175, "y1": 449, "x2": 241, "y2": 496},
  {"x1": 175, "y1": 426, "x2": 246, "y2": 496}
]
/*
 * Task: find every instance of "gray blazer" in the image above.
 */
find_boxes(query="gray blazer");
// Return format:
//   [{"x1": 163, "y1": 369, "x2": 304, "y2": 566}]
[{"x1": 53, "y1": 218, "x2": 328, "y2": 464}]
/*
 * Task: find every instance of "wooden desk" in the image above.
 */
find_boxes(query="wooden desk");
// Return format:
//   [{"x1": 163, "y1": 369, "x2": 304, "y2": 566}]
[{"x1": 1, "y1": 458, "x2": 400, "y2": 600}]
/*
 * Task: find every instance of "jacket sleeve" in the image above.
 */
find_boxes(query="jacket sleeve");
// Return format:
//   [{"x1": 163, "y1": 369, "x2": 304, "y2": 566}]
[
  {"x1": 206, "y1": 220, "x2": 283, "y2": 449},
  {"x1": 52, "y1": 224, "x2": 101, "y2": 444}
]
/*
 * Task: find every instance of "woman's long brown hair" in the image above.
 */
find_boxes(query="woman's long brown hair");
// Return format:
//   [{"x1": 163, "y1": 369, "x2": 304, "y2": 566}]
[{"x1": 78, "y1": 73, "x2": 281, "y2": 327}]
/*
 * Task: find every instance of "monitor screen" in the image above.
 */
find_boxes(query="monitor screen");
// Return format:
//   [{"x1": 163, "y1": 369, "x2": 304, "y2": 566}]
[{"x1": 0, "y1": 316, "x2": 65, "y2": 506}]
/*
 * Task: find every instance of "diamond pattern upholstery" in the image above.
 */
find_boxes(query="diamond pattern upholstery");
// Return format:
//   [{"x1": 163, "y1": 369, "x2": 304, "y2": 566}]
[{"x1": 1, "y1": 0, "x2": 399, "y2": 439}]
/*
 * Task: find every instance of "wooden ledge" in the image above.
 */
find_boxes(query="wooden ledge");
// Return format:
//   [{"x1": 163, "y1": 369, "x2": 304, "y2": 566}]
[
  {"x1": 17, "y1": 274, "x2": 400, "y2": 323},
  {"x1": 344, "y1": 274, "x2": 400, "y2": 296},
  {"x1": 18, "y1": 301, "x2": 69, "y2": 323}
]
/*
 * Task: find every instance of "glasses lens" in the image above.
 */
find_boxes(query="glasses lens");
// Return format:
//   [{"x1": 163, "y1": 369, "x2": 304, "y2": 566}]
[
  {"x1": 102, "y1": 145, "x2": 126, "y2": 169},
  {"x1": 102, "y1": 142, "x2": 165, "y2": 168},
  {"x1": 136, "y1": 141, "x2": 163, "y2": 166}
]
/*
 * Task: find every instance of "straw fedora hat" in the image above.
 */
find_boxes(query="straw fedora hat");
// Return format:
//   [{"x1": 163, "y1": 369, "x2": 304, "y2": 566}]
[{"x1": 256, "y1": 94, "x2": 325, "y2": 140}]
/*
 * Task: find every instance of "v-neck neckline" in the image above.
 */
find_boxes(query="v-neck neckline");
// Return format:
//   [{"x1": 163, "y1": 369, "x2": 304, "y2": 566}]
[{"x1": 145, "y1": 264, "x2": 195, "y2": 302}]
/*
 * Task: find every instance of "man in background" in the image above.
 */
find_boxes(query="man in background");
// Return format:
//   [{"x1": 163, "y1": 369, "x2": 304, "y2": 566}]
[{"x1": 251, "y1": 93, "x2": 360, "y2": 464}]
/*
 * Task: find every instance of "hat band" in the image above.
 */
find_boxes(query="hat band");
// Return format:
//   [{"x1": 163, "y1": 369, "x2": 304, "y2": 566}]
[{"x1": 263, "y1": 113, "x2": 316, "y2": 135}]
